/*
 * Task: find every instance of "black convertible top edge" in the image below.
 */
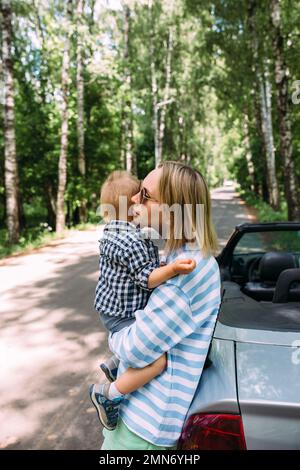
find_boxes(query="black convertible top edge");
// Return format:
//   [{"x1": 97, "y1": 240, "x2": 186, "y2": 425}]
[{"x1": 235, "y1": 222, "x2": 300, "y2": 231}]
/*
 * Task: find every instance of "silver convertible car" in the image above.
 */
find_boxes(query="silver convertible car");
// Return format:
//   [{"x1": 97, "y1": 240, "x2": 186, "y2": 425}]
[{"x1": 178, "y1": 222, "x2": 300, "y2": 450}]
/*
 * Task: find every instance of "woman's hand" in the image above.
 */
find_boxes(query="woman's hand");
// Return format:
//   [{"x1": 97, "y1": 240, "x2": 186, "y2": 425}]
[{"x1": 172, "y1": 258, "x2": 196, "y2": 275}]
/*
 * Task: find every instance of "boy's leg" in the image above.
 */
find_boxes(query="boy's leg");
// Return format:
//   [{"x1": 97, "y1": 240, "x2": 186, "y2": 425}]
[
  {"x1": 99, "y1": 315, "x2": 134, "y2": 382},
  {"x1": 100, "y1": 355, "x2": 119, "y2": 382},
  {"x1": 90, "y1": 354, "x2": 166, "y2": 429}
]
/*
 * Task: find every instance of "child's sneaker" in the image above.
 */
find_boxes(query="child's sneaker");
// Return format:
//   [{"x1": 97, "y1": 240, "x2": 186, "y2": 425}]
[
  {"x1": 100, "y1": 363, "x2": 118, "y2": 382},
  {"x1": 89, "y1": 383, "x2": 122, "y2": 430},
  {"x1": 100, "y1": 355, "x2": 119, "y2": 382}
]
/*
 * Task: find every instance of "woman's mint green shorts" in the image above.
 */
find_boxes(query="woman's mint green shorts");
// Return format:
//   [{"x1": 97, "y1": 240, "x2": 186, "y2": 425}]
[{"x1": 101, "y1": 418, "x2": 176, "y2": 451}]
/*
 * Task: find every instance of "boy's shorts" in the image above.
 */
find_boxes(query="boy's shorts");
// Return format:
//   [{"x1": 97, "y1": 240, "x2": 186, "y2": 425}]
[
  {"x1": 101, "y1": 418, "x2": 176, "y2": 450},
  {"x1": 99, "y1": 312, "x2": 135, "y2": 335}
]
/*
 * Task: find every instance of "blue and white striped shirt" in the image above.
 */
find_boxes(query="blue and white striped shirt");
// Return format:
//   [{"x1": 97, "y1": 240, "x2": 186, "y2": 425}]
[{"x1": 109, "y1": 244, "x2": 221, "y2": 447}]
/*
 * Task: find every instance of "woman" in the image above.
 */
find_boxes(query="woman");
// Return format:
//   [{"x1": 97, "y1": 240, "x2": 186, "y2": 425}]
[{"x1": 101, "y1": 160, "x2": 221, "y2": 450}]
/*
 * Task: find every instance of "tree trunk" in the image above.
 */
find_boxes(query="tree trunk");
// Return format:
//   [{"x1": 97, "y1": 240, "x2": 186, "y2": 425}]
[
  {"x1": 45, "y1": 181, "x2": 56, "y2": 229},
  {"x1": 156, "y1": 27, "x2": 173, "y2": 165},
  {"x1": 32, "y1": 0, "x2": 49, "y2": 103},
  {"x1": 56, "y1": 0, "x2": 73, "y2": 234},
  {"x1": 270, "y1": 0, "x2": 300, "y2": 220},
  {"x1": 121, "y1": 4, "x2": 136, "y2": 175},
  {"x1": 259, "y1": 63, "x2": 279, "y2": 209},
  {"x1": 253, "y1": 76, "x2": 268, "y2": 200},
  {"x1": 149, "y1": 15, "x2": 159, "y2": 166},
  {"x1": 1, "y1": 0, "x2": 20, "y2": 244},
  {"x1": 76, "y1": 0, "x2": 87, "y2": 222},
  {"x1": 243, "y1": 112, "x2": 255, "y2": 193},
  {"x1": 247, "y1": 0, "x2": 279, "y2": 210},
  {"x1": 149, "y1": 1, "x2": 174, "y2": 167},
  {"x1": 32, "y1": 0, "x2": 57, "y2": 226}
]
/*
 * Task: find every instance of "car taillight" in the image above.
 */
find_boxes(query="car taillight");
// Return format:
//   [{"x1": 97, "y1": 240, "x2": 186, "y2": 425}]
[{"x1": 177, "y1": 413, "x2": 247, "y2": 450}]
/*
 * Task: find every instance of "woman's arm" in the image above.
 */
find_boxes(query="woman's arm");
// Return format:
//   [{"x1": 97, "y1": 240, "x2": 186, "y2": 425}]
[{"x1": 108, "y1": 283, "x2": 197, "y2": 369}]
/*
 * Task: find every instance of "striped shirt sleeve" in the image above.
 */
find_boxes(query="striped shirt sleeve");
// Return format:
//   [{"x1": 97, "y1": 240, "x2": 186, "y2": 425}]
[{"x1": 108, "y1": 283, "x2": 196, "y2": 369}]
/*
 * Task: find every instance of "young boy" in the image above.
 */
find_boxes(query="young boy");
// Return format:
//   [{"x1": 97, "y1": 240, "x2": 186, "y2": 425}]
[{"x1": 89, "y1": 170, "x2": 196, "y2": 430}]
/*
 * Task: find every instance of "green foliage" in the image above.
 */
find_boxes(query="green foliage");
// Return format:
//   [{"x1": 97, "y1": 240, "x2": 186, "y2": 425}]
[
  {"x1": 0, "y1": 224, "x2": 59, "y2": 259},
  {"x1": 1, "y1": 0, "x2": 300, "y2": 254},
  {"x1": 239, "y1": 188, "x2": 288, "y2": 222}
]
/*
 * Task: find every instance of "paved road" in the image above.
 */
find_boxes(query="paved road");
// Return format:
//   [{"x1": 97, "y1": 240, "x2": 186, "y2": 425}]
[
  {"x1": 0, "y1": 229, "x2": 106, "y2": 450},
  {"x1": 211, "y1": 182, "x2": 255, "y2": 249},
  {"x1": 0, "y1": 183, "x2": 253, "y2": 450}
]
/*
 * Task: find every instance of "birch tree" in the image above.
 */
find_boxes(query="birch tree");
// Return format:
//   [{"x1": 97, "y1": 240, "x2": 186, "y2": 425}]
[
  {"x1": 247, "y1": 0, "x2": 279, "y2": 210},
  {"x1": 76, "y1": 0, "x2": 87, "y2": 222},
  {"x1": 270, "y1": 0, "x2": 300, "y2": 220},
  {"x1": 56, "y1": 0, "x2": 73, "y2": 234},
  {"x1": 156, "y1": 26, "x2": 173, "y2": 164},
  {"x1": 1, "y1": 0, "x2": 20, "y2": 244},
  {"x1": 121, "y1": 2, "x2": 136, "y2": 174},
  {"x1": 148, "y1": 0, "x2": 174, "y2": 166}
]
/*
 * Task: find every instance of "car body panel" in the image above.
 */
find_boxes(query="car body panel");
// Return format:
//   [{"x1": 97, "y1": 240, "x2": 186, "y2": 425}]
[
  {"x1": 214, "y1": 321, "x2": 300, "y2": 347},
  {"x1": 186, "y1": 338, "x2": 239, "y2": 417},
  {"x1": 180, "y1": 222, "x2": 300, "y2": 449},
  {"x1": 236, "y1": 342, "x2": 300, "y2": 449}
]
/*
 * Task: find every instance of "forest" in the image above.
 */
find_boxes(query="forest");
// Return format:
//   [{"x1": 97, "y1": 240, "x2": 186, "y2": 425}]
[{"x1": 1, "y1": 0, "x2": 300, "y2": 254}]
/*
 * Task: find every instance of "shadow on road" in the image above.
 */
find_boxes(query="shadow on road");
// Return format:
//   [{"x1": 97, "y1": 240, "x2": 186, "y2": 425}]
[{"x1": 1, "y1": 251, "x2": 107, "y2": 450}]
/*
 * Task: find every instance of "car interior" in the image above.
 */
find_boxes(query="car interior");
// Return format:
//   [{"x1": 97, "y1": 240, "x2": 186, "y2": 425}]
[
  {"x1": 219, "y1": 230, "x2": 300, "y2": 331},
  {"x1": 235, "y1": 250, "x2": 300, "y2": 302}
]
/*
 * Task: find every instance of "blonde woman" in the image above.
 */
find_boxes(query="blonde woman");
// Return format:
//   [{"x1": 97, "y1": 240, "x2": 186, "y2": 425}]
[{"x1": 101, "y1": 161, "x2": 221, "y2": 450}]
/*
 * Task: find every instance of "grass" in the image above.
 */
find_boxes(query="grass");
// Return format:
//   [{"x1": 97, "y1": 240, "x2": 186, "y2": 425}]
[
  {"x1": 72, "y1": 222, "x2": 98, "y2": 231},
  {"x1": 239, "y1": 188, "x2": 288, "y2": 222},
  {"x1": 0, "y1": 225, "x2": 61, "y2": 259},
  {"x1": 0, "y1": 199, "x2": 102, "y2": 260}
]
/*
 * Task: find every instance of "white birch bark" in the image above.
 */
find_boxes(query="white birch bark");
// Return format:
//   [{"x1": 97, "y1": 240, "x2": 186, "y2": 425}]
[
  {"x1": 56, "y1": 0, "x2": 73, "y2": 233},
  {"x1": 270, "y1": 0, "x2": 300, "y2": 220},
  {"x1": 121, "y1": 4, "x2": 136, "y2": 175},
  {"x1": 247, "y1": 0, "x2": 279, "y2": 209},
  {"x1": 1, "y1": 0, "x2": 20, "y2": 244},
  {"x1": 76, "y1": 0, "x2": 87, "y2": 222},
  {"x1": 156, "y1": 27, "x2": 174, "y2": 165}
]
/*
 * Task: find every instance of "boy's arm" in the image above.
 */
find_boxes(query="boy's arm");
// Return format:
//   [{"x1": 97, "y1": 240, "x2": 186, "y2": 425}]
[
  {"x1": 147, "y1": 259, "x2": 196, "y2": 289},
  {"x1": 121, "y1": 239, "x2": 196, "y2": 291},
  {"x1": 120, "y1": 239, "x2": 160, "y2": 292}
]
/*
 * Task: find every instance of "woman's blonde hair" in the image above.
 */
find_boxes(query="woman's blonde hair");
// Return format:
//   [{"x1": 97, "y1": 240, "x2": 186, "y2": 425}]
[
  {"x1": 157, "y1": 160, "x2": 219, "y2": 257},
  {"x1": 100, "y1": 170, "x2": 140, "y2": 222}
]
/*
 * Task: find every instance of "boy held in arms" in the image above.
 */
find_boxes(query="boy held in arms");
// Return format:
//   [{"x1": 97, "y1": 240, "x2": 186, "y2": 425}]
[{"x1": 90, "y1": 170, "x2": 196, "y2": 430}]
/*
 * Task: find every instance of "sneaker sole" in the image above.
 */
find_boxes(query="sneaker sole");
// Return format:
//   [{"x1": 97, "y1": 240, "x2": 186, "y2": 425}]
[
  {"x1": 100, "y1": 364, "x2": 116, "y2": 383},
  {"x1": 89, "y1": 385, "x2": 116, "y2": 431}
]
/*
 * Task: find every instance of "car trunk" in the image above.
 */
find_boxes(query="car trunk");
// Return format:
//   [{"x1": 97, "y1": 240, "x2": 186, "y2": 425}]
[{"x1": 236, "y1": 342, "x2": 300, "y2": 450}]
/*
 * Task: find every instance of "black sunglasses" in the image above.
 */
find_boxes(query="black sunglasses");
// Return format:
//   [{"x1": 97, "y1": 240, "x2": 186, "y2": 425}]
[{"x1": 139, "y1": 187, "x2": 159, "y2": 204}]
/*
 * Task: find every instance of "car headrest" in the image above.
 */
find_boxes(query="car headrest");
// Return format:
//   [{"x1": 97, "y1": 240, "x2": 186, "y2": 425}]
[
  {"x1": 273, "y1": 268, "x2": 300, "y2": 303},
  {"x1": 259, "y1": 251, "x2": 297, "y2": 284}
]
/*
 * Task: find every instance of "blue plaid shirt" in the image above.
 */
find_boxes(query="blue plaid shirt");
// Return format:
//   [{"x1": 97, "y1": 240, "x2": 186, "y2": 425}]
[{"x1": 94, "y1": 220, "x2": 160, "y2": 321}]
